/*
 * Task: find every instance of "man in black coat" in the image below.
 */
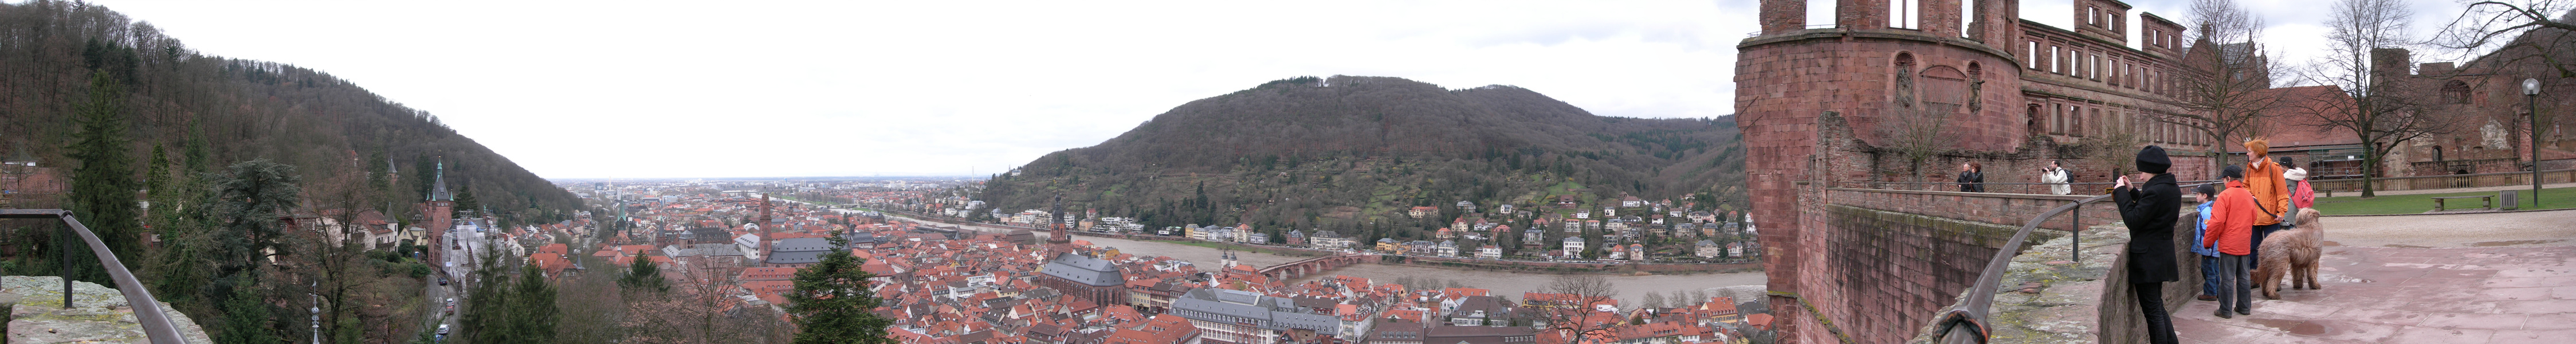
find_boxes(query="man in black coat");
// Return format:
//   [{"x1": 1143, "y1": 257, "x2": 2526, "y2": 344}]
[{"x1": 2114, "y1": 146, "x2": 2181, "y2": 344}]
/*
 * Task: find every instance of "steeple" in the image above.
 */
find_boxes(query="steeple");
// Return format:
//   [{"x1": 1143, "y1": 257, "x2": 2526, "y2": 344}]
[{"x1": 427, "y1": 157, "x2": 453, "y2": 202}]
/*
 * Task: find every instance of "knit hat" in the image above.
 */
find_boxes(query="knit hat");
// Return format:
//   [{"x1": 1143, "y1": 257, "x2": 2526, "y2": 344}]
[
  {"x1": 2136, "y1": 146, "x2": 2171, "y2": 174},
  {"x1": 2285, "y1": 167, "x2": 2309, "y2": 181}
]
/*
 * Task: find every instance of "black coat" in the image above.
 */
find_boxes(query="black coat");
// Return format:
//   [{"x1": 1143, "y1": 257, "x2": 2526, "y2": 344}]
[
  {"x1": 2114, "y1": 173, "x2": 2181, "y2": 283},
  {"x1": 1956, "y1": 171, "x2": 1985, "y2": 193}
]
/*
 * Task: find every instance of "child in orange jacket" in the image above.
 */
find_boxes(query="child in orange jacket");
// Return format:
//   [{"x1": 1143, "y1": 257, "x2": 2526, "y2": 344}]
[{"x1": 2203, "y1": 165, "x2": 2257, "y2": 317}]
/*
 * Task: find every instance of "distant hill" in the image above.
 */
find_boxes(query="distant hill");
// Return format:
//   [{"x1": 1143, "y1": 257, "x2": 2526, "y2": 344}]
[
  {"x1": 977, "y1": 76, "x2": 1744, "y2": 245},
  {"x1": 0, "y1": 1, "x2": 578, "y2": 224}
]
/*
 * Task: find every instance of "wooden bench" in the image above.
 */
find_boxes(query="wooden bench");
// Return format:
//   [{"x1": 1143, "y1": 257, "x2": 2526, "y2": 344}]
[{"x1": 2432, "y1": 195, "x2": 2494, "y2": 212}]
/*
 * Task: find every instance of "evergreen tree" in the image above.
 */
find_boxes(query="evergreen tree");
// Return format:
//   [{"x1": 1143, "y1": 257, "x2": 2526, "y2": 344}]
[
  {"x1": 787, "y1": 236, "x2": 894, "y2": 344},
  {"x1": 213, "y1": 275, "x2": 278, "y2": 344},
  {"x1": 461, "y1": 252, "x2": 509, "y2": 343},
  {"x1": 209, "y1": 160, "x2": 301, "y2": 276},
  {"x1": 62, "y1": 71, "x2": 143, "y2": 285},
  {"x1": 510, "y1": 265, "x2": 559, "y2": 343},
  {"x1": 618, "y1": 255, "x2": 666, "y2": 294}
]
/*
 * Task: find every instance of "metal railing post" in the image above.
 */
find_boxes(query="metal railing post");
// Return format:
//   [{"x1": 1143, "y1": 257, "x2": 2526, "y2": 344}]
[
  {"x1": 2071, "y1": 203, "x2": 2080, "y2": 261},
  {"x1": 60, "y1": 220, "x2": 71, "y2": 308}
]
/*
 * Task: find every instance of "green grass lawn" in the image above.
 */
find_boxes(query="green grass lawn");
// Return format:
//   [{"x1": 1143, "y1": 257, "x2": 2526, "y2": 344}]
[{"x1": 2308, "y1": 187, "x2": 2576, "y2": 215}]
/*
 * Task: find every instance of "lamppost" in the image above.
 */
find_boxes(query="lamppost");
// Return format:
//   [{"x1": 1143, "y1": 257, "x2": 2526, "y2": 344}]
[{"x1": 2526, "y1": 78, "x2": 2543, "y2": 208}]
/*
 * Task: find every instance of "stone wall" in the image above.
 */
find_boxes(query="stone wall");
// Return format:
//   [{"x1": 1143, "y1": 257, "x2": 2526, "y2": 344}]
[
  {"x1": 2, "y1": 276, "x2": 213, "y2": 344},
  {"x1": 1827, "y1": 188, "x2": 2119, "y2": 232},
  {"x1": 1815, "y1": 205, "x2": 2061, "y2": 344},
  {"x1": 1907, "y1": 223, "x2": 2125, "y2": 343}
]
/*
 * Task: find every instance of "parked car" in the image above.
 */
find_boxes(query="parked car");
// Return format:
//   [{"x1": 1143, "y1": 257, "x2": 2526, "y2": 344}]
[
  {"x1": 438, "y1": 277, "x2": 448, "y2": 286},
  {"x1": 438, "y1": 324, "x2": 449, "y2": 335}
]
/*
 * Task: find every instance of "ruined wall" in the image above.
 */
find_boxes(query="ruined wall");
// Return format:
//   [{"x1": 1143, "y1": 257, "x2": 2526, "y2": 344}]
[{"x1": 1815, "y1": 204, "x2": 2057, "y2": 344}]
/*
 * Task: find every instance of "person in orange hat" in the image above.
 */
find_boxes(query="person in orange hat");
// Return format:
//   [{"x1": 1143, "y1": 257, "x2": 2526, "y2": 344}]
[{"x1": 2241, "y1": 139, "x2": 2292, "y2": 264}]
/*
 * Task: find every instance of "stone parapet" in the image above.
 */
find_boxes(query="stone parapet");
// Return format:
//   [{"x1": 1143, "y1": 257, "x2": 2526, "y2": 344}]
[
  {"x1": 1, "y1": 276, "x2": 212, "y2": 344},
  {"x1": 1910, "y1": 222, "x2": 2126, "y2": 343}
]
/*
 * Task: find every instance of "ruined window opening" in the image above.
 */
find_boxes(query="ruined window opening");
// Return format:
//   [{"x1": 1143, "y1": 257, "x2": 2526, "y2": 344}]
[
  {"x1": 2444, "y1": 81, "x2": 2471, "y2": 104},
  {"x1": 1891, "y1": 0, "x2": 1921, "y2": 30},
  {"x1": 2049, "y1": 45, "x2": 2063, "y2": 73},
  {"x1": 1808, "y1": 0, "x2": 1837, "y2": 29},
  {"x1": 2028, "y1": 42, "x2": 2041, "y2": 69},
  {"x1": 2087, "y1": 7, "x2": 2098, "y2": 26}
]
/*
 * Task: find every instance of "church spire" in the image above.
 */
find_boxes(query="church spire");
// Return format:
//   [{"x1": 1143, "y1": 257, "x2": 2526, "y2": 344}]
[{"x1": 427, "y1": 157, "x2": 453, "y2": 202}]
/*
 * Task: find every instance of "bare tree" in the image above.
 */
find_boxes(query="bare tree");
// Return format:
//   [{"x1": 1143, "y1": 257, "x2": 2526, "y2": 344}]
[
  {"x1": 619, "y1": 260, "x2": 782, "y2": 344},
  {"x1": 2434, "y1": 1, "x2": 2576, "y2": 77},
  {"x1": 1876, "y1": 105, "x2": 1956, "y2": 186},
  {"x1": 1534, "y1": 274, "x2": 1620, "y2": 343},
  {"x1": 2163, "y1": 0, "x2": 2294, "y2": 173},
  {"x1": 2302, "y1": 0, "x2": 2453, "y2": 197}
]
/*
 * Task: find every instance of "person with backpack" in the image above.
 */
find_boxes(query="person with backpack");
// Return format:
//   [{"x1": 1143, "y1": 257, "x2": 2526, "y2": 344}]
[
  {"x1": 2203, "y1": 165, "x2": 2259, "y2": 318},
  {"x1": 2041, "y1": 160, "x2": 2074, "y2": 195},
  {"x1": 2114, "y1": 146, "x2": 2181, "y2": 343}
]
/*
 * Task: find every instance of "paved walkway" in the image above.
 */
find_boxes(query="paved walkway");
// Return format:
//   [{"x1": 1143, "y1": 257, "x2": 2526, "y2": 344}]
[
  {"x1": 2314, "y1": 210, "x2": 2576, "y2": 248},
  {"x1": 2172, "y1": 244, "x2": 2576, "y2": 343}
]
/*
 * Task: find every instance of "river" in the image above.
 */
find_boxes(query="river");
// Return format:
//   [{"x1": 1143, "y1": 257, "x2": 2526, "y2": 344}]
[{"x1": 883, "y1": 214, "x2": 1766, "y2": 306}]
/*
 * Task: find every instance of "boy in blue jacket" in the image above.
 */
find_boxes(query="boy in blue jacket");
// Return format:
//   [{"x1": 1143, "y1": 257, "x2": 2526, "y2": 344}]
[{"x1": 2190, "y1": 183, "x2": 2221, "y2": 300}]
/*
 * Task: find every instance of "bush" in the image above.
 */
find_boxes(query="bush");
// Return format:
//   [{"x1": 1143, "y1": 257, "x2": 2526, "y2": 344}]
[{"x1": 409, "y1": 263, "x2": 431, "y2": 278}]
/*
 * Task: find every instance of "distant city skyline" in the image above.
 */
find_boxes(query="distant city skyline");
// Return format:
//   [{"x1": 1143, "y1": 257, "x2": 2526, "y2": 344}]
[{"x1": 82, "y1": 0, "x2": 2473, "y2": 178}]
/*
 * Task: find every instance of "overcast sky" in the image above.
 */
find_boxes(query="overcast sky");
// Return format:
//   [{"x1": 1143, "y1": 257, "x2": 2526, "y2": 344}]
[{"x1": 78, "y1": 0, "x2": 2477, "y2": 179}]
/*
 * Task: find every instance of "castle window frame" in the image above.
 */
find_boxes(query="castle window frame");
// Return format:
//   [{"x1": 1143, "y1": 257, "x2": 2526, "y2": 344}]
[{"x1": 2444, "y1": 81, "x2": 2472, "y2": 104}]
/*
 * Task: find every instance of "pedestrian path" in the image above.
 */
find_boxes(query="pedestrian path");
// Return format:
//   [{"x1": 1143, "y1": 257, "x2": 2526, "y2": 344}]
[{"x1": 2171, "y1": 245, "x2": 2576, "y2": 343}]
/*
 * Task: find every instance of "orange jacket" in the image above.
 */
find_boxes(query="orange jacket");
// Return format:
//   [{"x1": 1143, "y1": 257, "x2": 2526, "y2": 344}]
[
  {"x1": 2244, "y1": 159, "x2": 2292, "y2": 225},
  {"x1": 2202, "y1": 181, "x2": 2256, "y2": 255}
]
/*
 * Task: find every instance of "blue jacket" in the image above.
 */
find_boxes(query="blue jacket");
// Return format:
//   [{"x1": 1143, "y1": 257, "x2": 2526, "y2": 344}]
[{"x1": 2189, "y1": 201, "x2": 2218, "y2": 257}]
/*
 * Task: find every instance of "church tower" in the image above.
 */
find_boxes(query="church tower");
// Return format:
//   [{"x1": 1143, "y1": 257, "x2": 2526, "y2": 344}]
[
  {"x1": 423, "y1": 157, "x2": 455, "y2": 264},
  {"x1": 1046, "y1": 195, "x2": 1072, "y2": 255}
]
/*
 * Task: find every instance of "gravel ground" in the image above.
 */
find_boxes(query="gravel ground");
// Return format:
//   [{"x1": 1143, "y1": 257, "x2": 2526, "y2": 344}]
[{"x1": 2315, "y1": 209, "x2": 2576, "y2": 248}]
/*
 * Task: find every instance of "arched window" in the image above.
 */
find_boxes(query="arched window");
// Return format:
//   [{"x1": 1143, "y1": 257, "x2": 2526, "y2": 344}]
[
  {"x1": 2444, "y1": 81, "x2": 2472, "y2": 104},
  {"x1": 2430, "y1": 145, "x2": 2444, "y2": 162}
]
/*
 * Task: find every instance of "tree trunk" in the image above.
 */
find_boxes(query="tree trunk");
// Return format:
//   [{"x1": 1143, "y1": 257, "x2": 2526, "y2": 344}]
[{"x1": 2361, "y1": 144, "x2": 2378, "y2": 198}]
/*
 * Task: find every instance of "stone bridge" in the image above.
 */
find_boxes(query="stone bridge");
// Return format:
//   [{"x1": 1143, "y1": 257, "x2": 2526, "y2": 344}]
[{"x1": 1256, "y1": 254, "x2": 1373, "y2": 280}]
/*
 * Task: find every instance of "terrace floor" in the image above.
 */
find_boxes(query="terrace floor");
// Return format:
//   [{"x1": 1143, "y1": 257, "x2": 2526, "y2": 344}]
[{"x1": 2171, "y1": 211, "x2": 2576, "y2": 343}]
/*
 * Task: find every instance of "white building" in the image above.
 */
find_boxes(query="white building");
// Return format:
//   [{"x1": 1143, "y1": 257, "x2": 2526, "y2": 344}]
[{"x1": 1562, "y1": 237, "x2": 1585, "y2": 257}]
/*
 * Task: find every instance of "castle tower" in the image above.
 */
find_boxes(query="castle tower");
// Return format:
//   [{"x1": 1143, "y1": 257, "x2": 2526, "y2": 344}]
[{"x1": 1739, "y1": 2, "x2": 2027, "y2": 343}]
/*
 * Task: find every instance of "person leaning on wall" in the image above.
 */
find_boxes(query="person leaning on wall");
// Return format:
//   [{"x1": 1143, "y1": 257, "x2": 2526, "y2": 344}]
[
  {"x1": 2114, "y1": 146, "x2": 2181, "y2": 344},
  {"x1": 1957, "y1": 162, "x2": 1985, "y2": 193}
]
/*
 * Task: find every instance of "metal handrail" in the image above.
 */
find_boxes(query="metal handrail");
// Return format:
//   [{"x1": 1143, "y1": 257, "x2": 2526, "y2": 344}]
[
  {"x1": 1, "y1": 209, "x2": 188, "y2": 344},
  {"x1": 1929, "y1": 182, "x2": 2217, "y2": 343}
]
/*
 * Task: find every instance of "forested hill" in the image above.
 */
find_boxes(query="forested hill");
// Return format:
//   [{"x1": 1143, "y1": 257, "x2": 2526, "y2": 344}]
[
  {"x1": 0, "y1": 1, "x2": 579, "y2": 223},
  {"x1": 977, "y1": 75, "x2": 1745, "y2": 244}
]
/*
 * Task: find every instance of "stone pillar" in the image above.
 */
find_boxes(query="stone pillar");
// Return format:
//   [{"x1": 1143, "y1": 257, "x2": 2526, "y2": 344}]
[
  {"x1": 1923, "y1": 0, "x2": 1961, "y2": 37},
  {"x1": 1840, "y1": 0, "x2": 1888, "y2": 30},
  {"x1": 1761, "y1": 0, "x2": 1807, "y2": 34},
  {"x1": 1970, "y1": 0, "x2": 2019, "y2": 42}
]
